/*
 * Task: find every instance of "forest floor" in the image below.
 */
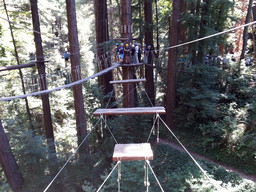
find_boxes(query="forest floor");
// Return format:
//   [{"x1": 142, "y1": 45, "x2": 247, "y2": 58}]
[{"x1": 156, "y1": 139, "x2": 256, "y2": 183}]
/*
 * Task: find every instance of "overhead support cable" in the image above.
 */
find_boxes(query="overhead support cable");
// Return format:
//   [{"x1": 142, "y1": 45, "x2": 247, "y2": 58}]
[{"x1": 164, "y1": 20, "x2": 256, "y2": 51}]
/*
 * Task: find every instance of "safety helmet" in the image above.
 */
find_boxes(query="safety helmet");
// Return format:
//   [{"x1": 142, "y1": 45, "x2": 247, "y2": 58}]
[
  {"x1": 125, "y1": 44, "x2": 129, "y2": 46},
  {"x1": 121, "y1": 43, "x2": 124, "y2": 46}
]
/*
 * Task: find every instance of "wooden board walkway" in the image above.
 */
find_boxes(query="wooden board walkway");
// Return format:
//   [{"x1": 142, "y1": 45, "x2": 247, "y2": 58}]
[
  {"x1": 113, "y1": 143, "x2": 153, "y2": 161},
  {"x1": 93, "y1": 106, "x2": 166, "y2": 116},
  {"x1": 110, "y1": 78, "x2": 146, "y2": 84}
]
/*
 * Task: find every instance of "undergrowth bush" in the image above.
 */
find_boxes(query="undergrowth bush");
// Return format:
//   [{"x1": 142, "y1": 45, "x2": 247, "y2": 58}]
[{"x1": 175, "y1": 63, "x2": 256, "y2": 173}]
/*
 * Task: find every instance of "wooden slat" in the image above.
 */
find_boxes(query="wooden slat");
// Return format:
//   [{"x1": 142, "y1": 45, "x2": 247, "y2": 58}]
[
  {"x1": 113, "y1": 143, "x2": 153, "y2": 161},
  {"x1": 110, "y1": 78, "x2": 146, "y2": 84},
  {"x1": 93, "y1": 107, "x2": 166, "y2": 116}
]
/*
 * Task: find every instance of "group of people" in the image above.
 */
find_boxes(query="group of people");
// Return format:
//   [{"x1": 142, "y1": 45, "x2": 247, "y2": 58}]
[{"x1": 115, "y1": 42, "x2": 155, "y2": 64}]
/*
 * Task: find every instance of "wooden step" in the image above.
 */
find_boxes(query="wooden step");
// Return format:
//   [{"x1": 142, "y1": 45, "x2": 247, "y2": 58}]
[
  {"x1": 113, "y1": 143, "x2": 153, "y2": 161},
  {"x1": 93, "y1": 106, "x2": 166, "y2": 116},
  {"x1": 110, "y1": 78, "x2": 146, "y2": 84}
]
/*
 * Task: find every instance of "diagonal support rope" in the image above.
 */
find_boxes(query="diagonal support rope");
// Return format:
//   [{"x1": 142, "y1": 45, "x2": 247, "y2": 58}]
[
  {"x1": 158, "y1": 116, "x2": 223, "y2": 191},
  {"x1": 43, "y1": 118, "x2": 101, "y2": 192},
  {"x1": 146, "y1": 113, "x2": 160, "y2": 143},
  {"x1": 101, "y1": 115, "x2": 118, "y2": 144},
  {"x1": 96, "y1": 161, "x2": 121, "y2": 192},
  {"x1": 146, "y1": 160, "x2": 165, "y2": 192}
]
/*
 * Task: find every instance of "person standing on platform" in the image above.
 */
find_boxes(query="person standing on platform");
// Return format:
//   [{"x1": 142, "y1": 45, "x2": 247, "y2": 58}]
[
  {"x1": 143, "y1": 44, "x2": 147, "y2": 64},
  {"x1": 64, "y1": 51, "x2": 70, "y2": 67},
  {"x1": 135, "y1": 43, "x2": 141, "y2": 63},
  {"x1": 123, "y1": 43, "x2": 131, "y2": 64},
  {"x1": 119, "y1": 43, "x2": 124, "y2": 63}
]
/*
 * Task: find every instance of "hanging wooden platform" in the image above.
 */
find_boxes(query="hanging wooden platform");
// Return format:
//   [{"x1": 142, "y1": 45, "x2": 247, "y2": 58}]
[
  {"x1": 113, "y1": 143, "x2": 153, "y2": 161},
  {"x1": 110, "y1": 78, "x2": 146, "y2": 84},
  {"x1": 93, "y1": 106, "x2": 166, "y2": 116}
]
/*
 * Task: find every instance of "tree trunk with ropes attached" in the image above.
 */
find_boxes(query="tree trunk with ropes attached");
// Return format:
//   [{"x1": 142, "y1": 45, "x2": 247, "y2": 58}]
[
  {"x1": 94, "y1": 0, "x2": 116, "y2": 106},
  {"x1": 121, "y1": 0, "x2": 136, "y2": 108},
  {"x1": 30, "y1": 0, "x2": 55, "y2": 146},
  {"x1": 240, "y1": 0, "x2": 253, "y2": 60},
  {"x1": 66, "y1": 0, "x2": 90, "y2": 155},
  {"x1": 0, "y1": 119, "x2": 23, "y2": 192},
  {"x1": 144, "y1": 0, "x2": 155, "y2": 106},
  {"x1": 166, "y1": 0, "x2": 182, "y2": 129},
  {"x1": 3, "y1": 0, "x2": 33, "y2": 130}
]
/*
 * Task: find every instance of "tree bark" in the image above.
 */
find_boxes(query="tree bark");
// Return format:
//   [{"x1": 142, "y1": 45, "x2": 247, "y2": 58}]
[
  {"x1": 144, "y1": 0, "x2": 155, "y2": 106},
  {"x1": 3, "y1": 0, "x2": 33, "y2": 129},
  {"x1": 66, "y1": 0, "x2": 89, "y2": 154},
  {"x1": 240, "y1": 0, "x2": 253, "y2": 60},
  {"x1": 121, "y1": 0, "x2": 136, "y2": 108},
  {"x1": 0, "y1": 119, "x2": 23, "y2": 192},
  {"x1": 30, "y1": 0, "x2": 55, "y2": 142},
  {"x1": 94, "y1": 0, "x2": 115, "y2": 105},
  {"x1": 166, "y1": 0, "x2": 181, "y2": 128},
  {"x1": 197, "y1": 0, "x2": 209, "y2": 64}
]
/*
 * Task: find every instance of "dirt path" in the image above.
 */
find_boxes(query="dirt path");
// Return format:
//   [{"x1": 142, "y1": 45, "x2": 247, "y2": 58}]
[{"x1": 157, "y1": 139, "x2": 256, "y2": 183}]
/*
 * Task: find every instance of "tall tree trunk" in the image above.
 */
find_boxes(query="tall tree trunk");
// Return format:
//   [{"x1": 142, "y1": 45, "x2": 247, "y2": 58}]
[
  {"x1": 66, "y1": 0, "x2": 89, "y2": 154},
  {"x1": 166, "y1": 0, "x2": 181, "y2": 128},
  {"x1": 3, "y1": 0, "x2": 33, "y2": 130},
  {"x1": 155, "y1": 0, "x2": 160, "y2": 58},
  {"x1": 0, "y1": 119, "x2": 23, "y2": 192},
  {"x1": 240, "y1": 0, "x2": 253, "y2": 60},
  {"x1": 197, "y1": 0, "x2": 209, "y2": 64},
  {"x1": 94, "y1": 0, "x2": 115, "y2": 105},
  {"x1": 144, "y1": 0, "x2": 155, "y2": 106},
  {"x1": 30, "y1": 0, "x2": 55, "y2": 144},
  {"x1": 121, "y1": 0, "x2": 136, "y2": 108}
]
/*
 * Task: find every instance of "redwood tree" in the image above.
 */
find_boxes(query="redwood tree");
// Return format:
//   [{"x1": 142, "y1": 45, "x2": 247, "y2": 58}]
[
  {"x1": 144, "y1": 0, "x2": 155, "y2": 106},
  {"x1": 30, "y1": 0, "x2": 54, "y2": 142},
  {"x1": 94, "y1": 0, "x2": 115, "y2": 105},
  {"x1": 0, "y1": 119, "x2": 23, "y2": 191},
  {"x1": 66, "y1": 0, "x2": 89, "y2": 153},
  {"x1": 240, "y1": 0, "x2": 253, "y2": 59},
  {"x1": 3, "y1": 0, "x2": 33, "y2": 129},
  {"x1": 166, "y1": 0, "x2": 182, "y2": 128}
]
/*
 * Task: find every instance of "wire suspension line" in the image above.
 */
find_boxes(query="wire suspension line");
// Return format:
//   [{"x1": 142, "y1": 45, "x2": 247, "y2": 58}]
[
  {"x1": 43, "y1": 118, "x2": 101, "y2": 192},
  {"x1": 158, "y1": 116, "x2": 224, "y2": 191},
  {"x1": 146, "y1": 160, "x2": 165, "y2": 192},
  {"x1": 96, "y1": 161, "x2": 121, "y2": 192}
]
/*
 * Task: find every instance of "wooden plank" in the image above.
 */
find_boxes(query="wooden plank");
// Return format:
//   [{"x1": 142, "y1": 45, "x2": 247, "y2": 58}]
[
  {"x1": 113, "y1": 143, "x2": 153, "y2": 161},
  {"x1": 93, "y1": 106, "x2": 166, "y2": 116},
  {"x1": 110, "y1": 78, "x2": 146, "y2": 84},
  {"x1": 0, "y1": 61, "x2": 49, "y2": 72}
]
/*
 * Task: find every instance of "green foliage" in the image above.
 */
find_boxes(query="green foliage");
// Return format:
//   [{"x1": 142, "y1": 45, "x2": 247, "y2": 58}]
[
  {"x1": 83, "y1": 144, "x2": 256, "y2": 192},
  {"x1": 175, "y1": 62, "x2": 256, "y2": 173}
]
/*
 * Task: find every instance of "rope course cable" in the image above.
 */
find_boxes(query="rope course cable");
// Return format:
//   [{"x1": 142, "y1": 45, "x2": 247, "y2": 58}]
[
  {"x1": 0, "y1": 64, "x2": 120, "y2": 101},
  {"x1": 43, "y1": 118, "x2": 102, "y2": 192},
  {"x1": 158, "y1": 116, "x2": 224, "y2": 191},
  {"x1": 146, "y1": 160, "x2": 165, "y2": 192},
  {"x1": 159, "y1": 20, "x2": 256, "y2": 52},
  {"x1": 96, "y1": 161, "x2": 121, "y2": 192}
]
